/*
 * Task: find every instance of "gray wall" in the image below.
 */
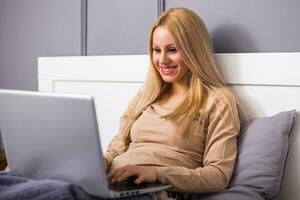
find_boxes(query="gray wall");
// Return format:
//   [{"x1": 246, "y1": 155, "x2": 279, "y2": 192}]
[
  {"x1": 166, "y1": 0, "x2": 300, "y2": 53},
  {"x1": 87, "y1": 0, "x2": 158, "y2": 55},
  {"x1": 0, "y1": 0, "x2": 299, "y2": 90},
  {"x1": 0, "y1": 0, "x2": 82, "y2": 90}
]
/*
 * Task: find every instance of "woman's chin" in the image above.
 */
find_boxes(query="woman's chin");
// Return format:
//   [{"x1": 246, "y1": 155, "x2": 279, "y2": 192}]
[{"x1": 161, "y1": 76, "x2": 176, "y2": 83}]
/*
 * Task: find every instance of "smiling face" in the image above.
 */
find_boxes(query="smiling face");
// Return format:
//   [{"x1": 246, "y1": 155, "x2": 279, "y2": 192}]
[{"x1": 152, "y1": 26, "x2": 190, "y2": 85}]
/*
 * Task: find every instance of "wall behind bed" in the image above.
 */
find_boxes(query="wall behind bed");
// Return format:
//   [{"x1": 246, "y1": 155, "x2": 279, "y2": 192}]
[{"x1": 0, "y1": 0, "x2": 300, "y2": 90}]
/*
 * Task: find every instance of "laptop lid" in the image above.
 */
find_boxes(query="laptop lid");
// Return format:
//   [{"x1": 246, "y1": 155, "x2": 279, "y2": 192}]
[
  {"x1": 0, "y1": 90, "x2": 171, "y2": 198},
  {"x1": 0, "y1": 89, "x2": 111, "y2": 197}
]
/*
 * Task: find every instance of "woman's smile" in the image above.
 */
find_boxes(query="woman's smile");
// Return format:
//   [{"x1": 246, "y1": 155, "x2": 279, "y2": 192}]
[{"x1": 159, "y1": 65, "x2": 178, "y2": 75}]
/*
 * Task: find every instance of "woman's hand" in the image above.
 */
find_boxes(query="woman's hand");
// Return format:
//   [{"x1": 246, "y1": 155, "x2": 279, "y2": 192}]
[{"x1": 107, "y1": 165, "x2": 157, "y2": 184}]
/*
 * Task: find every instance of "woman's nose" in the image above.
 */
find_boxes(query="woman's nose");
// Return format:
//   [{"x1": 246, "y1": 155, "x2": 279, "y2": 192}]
[{"x1": 159, "y1": 52, "x2": 169, "y2": 65}]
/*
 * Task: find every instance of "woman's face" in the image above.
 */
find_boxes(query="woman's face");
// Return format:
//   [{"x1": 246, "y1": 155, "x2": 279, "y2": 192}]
[{"x1": 152, "y1": 26, "x2": 189, "y2": 84}]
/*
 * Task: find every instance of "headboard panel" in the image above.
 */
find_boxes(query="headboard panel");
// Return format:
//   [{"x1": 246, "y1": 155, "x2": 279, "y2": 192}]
[{"x1": 38, "y1": 53, "x2": 300, "y2": 200}]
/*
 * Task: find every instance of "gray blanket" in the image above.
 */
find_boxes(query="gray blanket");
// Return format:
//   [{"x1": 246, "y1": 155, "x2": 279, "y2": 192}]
[{"x1": 0, "y1": 172, "x2": 150, "y2": 200}]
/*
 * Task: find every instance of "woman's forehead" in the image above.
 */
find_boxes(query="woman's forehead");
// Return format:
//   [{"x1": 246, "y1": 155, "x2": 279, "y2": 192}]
[{"x1": 152, "y1": 26, "x2": 175, "y2": 45}]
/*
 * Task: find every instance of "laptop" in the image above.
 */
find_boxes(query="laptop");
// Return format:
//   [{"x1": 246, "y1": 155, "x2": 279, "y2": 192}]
[{"x1": 0, "y1": 89, "x2": 171, "y2": 198}]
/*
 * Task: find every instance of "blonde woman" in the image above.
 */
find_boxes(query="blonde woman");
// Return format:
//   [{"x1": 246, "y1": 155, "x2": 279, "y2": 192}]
[{"x1": 106, "y1": 7, "x2": 241, "y2": 199}]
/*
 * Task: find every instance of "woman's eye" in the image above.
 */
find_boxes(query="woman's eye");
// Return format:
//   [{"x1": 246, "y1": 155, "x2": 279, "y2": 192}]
[
  {"x1": 153, "y1": 48, "x2": 161, "y2": 53},
  {"x1": 168, "y1": 47, "x2": 177, "y2": 53}
]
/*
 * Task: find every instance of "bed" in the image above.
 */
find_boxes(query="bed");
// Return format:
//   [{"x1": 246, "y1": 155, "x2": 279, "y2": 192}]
[{"x1": 37, "y1": 53, "x2": 300, "y2": 200}]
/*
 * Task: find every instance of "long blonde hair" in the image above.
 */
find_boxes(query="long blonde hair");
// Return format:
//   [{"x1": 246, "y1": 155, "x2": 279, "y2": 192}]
[{"x1": 122, "y1": 7, "x2": 241, "y2": 145}]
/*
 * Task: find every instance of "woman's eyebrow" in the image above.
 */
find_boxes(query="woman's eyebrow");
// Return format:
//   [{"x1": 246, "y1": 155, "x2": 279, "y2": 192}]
[{"x1": 152, "y1": 43, "x2": 176, "y2": 47}]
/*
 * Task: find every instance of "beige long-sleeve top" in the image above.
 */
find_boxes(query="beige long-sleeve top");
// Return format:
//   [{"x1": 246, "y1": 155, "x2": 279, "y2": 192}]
[{"x1": 104, "y1": 89, "x2": 240, "y2": 193}]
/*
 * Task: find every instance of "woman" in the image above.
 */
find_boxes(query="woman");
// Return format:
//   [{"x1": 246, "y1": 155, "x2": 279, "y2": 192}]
[{"x1": 105, "y1": 7, "x2": 241, "y2": 199}]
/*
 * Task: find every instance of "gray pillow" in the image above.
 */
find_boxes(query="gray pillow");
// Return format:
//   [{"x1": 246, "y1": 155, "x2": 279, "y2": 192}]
[
  {"x1": 191, "y1": 110, "x2": 296, "y2": 200},
  {"x1": 192, "y1": 186, "x2": 265, "y2": 200}
]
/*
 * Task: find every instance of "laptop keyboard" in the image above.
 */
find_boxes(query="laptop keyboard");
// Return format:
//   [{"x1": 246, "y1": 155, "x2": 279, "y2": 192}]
[
  {"x1": 108, "y1": 180, "x2": 167, "y2": 192},
  {"x1": 108, "y1": 180, "x2": 144, "y2": 191}
]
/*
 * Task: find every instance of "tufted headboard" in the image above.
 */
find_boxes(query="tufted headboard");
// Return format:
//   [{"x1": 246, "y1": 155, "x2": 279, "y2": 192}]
[{"x1": 38, "y1": 53, "x2": 300, "y2": 199}]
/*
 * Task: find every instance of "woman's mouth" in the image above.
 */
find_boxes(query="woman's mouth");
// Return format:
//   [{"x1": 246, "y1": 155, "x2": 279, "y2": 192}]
[{"x1": 160, "y1": 65, "x2": 177, "y2": 75}]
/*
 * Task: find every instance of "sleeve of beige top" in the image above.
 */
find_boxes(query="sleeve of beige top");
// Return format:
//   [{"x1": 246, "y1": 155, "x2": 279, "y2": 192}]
[
  {"x1": 104, "y1": 94, "x2": 141, "y2": 168},
  {"x1": 155, "y1": 93, "x2": 241, "y2": 193}
]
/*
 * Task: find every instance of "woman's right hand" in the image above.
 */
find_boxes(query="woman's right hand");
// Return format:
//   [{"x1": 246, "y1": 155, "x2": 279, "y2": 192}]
[{"x1": 107, "y1": 165, "x2": 157, "y2": 185}]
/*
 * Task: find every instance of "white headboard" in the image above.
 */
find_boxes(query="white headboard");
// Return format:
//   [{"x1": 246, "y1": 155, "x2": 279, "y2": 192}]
[{"x1": 38, "y1": 53, "x2": 300, "y2": 200}]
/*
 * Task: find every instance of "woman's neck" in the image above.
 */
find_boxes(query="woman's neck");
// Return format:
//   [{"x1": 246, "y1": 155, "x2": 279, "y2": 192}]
[
  {"x1": 170, "y1": 82, "x2": 188, "y2": 97},
  {"x1": 158, "y1": 82, "x2": 188, "y2": 108}
]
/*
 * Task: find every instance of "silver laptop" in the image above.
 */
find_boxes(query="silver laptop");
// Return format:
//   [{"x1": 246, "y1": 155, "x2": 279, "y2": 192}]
[{"x1": 0, "y1": 89, "x2": 171, "y2": 198}]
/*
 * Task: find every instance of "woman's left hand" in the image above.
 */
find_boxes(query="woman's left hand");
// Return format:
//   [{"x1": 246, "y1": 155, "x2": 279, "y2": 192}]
[{"x1": 107, "y1": 165, "x2": 157, "y2": 184}]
